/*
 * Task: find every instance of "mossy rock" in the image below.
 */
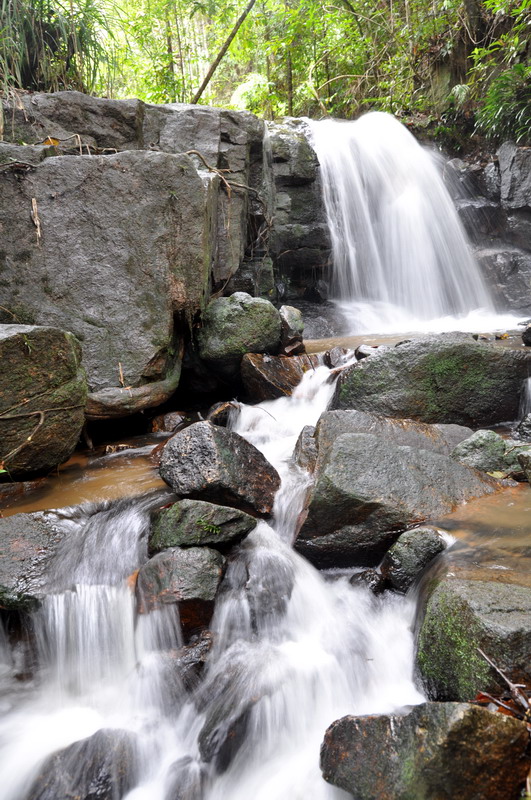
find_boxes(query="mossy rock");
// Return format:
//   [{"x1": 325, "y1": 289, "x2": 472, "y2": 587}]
[
  {"x1": 196, "y1": 293, "x2": 282, "y2": 368},
  {"x1": 333, "y1": 334, "x2": 531, "y2": 426},
  {"x1": 150, "y1": 499, "x2": 257, "y2": 553},
  {"x1": 416, "y1": 576, "x2": 531, "y2": 700},
  {"x1": 0, "y1": 325, "x2": 87, "y2": 478}
]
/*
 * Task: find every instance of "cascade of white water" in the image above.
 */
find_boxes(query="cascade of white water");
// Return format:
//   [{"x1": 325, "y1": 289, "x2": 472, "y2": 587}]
[
  {"x1": 309, "y1": 113, "x2": 521, "y2": 334},
  {"x1": 519, "y1": 376, "x2": 531, "y2": 419},
  {"x1": 0, "y1": 366, "x2": 424, "y2": 800}
]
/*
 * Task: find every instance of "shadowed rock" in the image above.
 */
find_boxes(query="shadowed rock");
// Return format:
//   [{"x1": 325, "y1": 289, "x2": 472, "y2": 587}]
[
  {"x1": 136, "y1": 546, "x2": 225, "y2": 635},
  {"x1": 321, "y1": 703, "x2": 531, "y2": 800},
  {"x1": 380, "y1": 527, "x2": 447, "y2": 592},
  {"x1": 26, "y1": 728, "x2": 139, "y2": 800}
]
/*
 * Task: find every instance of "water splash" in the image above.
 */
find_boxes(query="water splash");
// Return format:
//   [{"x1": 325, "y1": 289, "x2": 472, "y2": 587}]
[
  {"x1": 0, "y1": 368, "x2": 424, "y2": 800},
  {"x1": 310, "y1": 113, "x2": 522, "y2": 334}
]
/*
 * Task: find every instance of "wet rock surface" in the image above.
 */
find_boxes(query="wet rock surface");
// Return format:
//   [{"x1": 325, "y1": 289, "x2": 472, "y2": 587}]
[
  {"x1": 313, "y1": 409, "x2": 473, "y2": 471},
  {"x1": 333, "y1": 334, "x2": 531, "y2": 426},
  {"x1": 0, "y1": 325, "x2": 87, "y2": 478},
  {"x1": 416, "y1": 576, "x2": 531, "y2": 700},
  {"x1": 149, "y1": 499, "x2": 257, "y2": 552},
  {"x1": 380, "y1": 527, "x2": 446, "y2": 592},
  {"x1": 159, "y1": 421, "x2": 281, "y2": 517},
  {"x1": 164, "y1": 755, "x2": 204, "y2": 800},
  {"x1": 26, "y1": 728, "x2": 139, "y2": 800},
  {"x1": 452, "y1": 429, "x2": 531, "y2": 479},
  {"x1": 136, "y1": 546, "x2": 225, "y2": 634},
  {"x1": 321, "y1": 702, "x2": 531, "y2": 800},
  {"x1": 278, "y1": 304, "x2": 305, "y2": 356},
  {"x1": 241, "y1": 352, "x2": 321, "y2": 401},
  {"x1": 0, "y1": 511, "x2": 70, "y2": 610},
  {"x1": 296, "y1": 431, "x2": 497, "y2": 567}
]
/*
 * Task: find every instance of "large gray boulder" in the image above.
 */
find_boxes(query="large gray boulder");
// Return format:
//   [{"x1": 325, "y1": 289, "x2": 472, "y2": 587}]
[
  {"x1": 295, "y1": 432, "x2": 497, "y2": 568},
  {"x1": 196, "y1": 293, "x2": 282, "y2": 375},
  {"x1": 333, "y1": 334, "x2": 531, "y2": 426},
  {"x1": 321, "y1": 703, "x2": 531, "y2": 800},
  {"x1": 144, "y1": 104, "x2": 270, "y2": 288},
  {"x1": 0, "y1": 325, "x2": 86, "y2": 478},
  {"x1": 149, "y1": 499, "x2": 257, "y2": 552},
  {"x1": 159, "y1": 421, "x2": 281, "y2": 517},
  {"x1": 1, "y1": 91, "x2": 144, "y2": 150},
  {"x1": 416, "y1": 576, "x2": 531, "y2": 701},
  {"x1": 136, "y1": 546, "x2": 225, "y2": 636},
  {"x1": 0, "y1": 150, "x2": 217, "y2": 418},
  {"x1": 475, "y1": 247, "x2": 531, "y2": 314},
  {"x1": 498, "y1": 141, "x2": 531, "y2": 210},
  {"x1": 312, "y1": 409, "x2": 472, "y2": 471}
]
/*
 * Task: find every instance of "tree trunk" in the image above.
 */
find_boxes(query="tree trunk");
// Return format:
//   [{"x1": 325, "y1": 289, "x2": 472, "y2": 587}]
[{"x1": 191, "y1": 0, "x2": 258, "y2": 104}]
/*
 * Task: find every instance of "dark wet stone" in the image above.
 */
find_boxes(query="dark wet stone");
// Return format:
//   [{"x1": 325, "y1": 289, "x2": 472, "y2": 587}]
[
  {"x1": 26, "y1": 728, "x2": 138, "y2": 800},
  {"x1": 159, "y1": 421, "x2": 280, "y2": 517},
  {"x1": 321, "y1": 702, "x2": 531, "y2": 800},
  {"x1": 380, "y1": 527, "x2": 446, "y2": 593},
  {"x1": 349, "y1": 569, "x2": 386, "y2": 594},
  {"x1": 293, "y1": 425, "x2": 318, "y2": 473},
  {"x1": 136, "y1": 547, "x2": 225, "y2": 636}
]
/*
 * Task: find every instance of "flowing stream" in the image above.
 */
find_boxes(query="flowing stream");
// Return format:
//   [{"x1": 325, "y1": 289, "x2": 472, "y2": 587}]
[
  {"x1": 0, "y1": 365, "x2": 423, "y2": 800},
  {"x1": 309, "y1": 113, "x2": 522, "y2": 334}
]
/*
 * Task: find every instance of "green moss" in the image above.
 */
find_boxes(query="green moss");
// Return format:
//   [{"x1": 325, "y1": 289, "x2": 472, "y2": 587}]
[
  {"x1": 414, "y1": 349, "x2": 498, "y2": 421},
  {"x1": 417, "y1": 584, "x2": 490, "y2": 700},
  {"x1": 0, "y1": 586, "x2": 39, "y2": 612}
]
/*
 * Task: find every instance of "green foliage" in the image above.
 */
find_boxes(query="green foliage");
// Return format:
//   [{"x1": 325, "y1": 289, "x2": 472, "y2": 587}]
[
  {"x1": 0, "y1": 0, "x2": 113, "y2": 93},
  {"x1": 196, "y1": 518, "x2": 222, "y2": 535},
  {"x1": 475, "y1": 62, "x2": 531, "y2": 142}
]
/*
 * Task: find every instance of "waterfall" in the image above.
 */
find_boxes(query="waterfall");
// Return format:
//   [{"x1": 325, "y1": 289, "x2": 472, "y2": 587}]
[
  {"x1": 309, "y1": 113, "x2": 521, "y2": 334},
  {"x1": 0, "y1": 365, "x2": 424, "y2": 799}
]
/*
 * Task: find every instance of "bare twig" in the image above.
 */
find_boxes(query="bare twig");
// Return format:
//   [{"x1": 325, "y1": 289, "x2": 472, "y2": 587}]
[
  {"x1": 477, "y1": 648, "x2": 531, "y2": 717},
  {"x1": 31, "y1": 197, "x2": 41, "y2": 244}
]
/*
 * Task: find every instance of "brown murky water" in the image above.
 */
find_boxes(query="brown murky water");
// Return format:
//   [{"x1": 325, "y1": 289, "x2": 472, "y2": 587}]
[
  {"x1": 435, "y1": 483, "x2": 531, "y2": 586},
  {"x1": 0, "y1": 437, "x2": 167, "y2": 518},
  {"x1": 1, "y1": 431, "x2": 530, "y2": 588},
  {"x1": 305, "y1": 331, "x2": 527, "y2": 355}
]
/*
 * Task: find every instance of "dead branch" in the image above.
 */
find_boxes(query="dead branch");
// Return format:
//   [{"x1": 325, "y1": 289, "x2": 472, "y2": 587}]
[{"x1": 477, "y1": 648, "x2": 531, "y2": 718}]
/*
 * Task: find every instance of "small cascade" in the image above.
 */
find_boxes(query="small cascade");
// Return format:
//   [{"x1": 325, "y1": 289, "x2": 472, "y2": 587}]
[
  {"x1": 519, "y1": 376, "x2": 531, "y2": 420},
  {"x1": 309, "y1": 113, "x2": 520, "y2": 334},
  {"x1": 0, "y1": 366, "x2": 424, "y2": 799}
]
